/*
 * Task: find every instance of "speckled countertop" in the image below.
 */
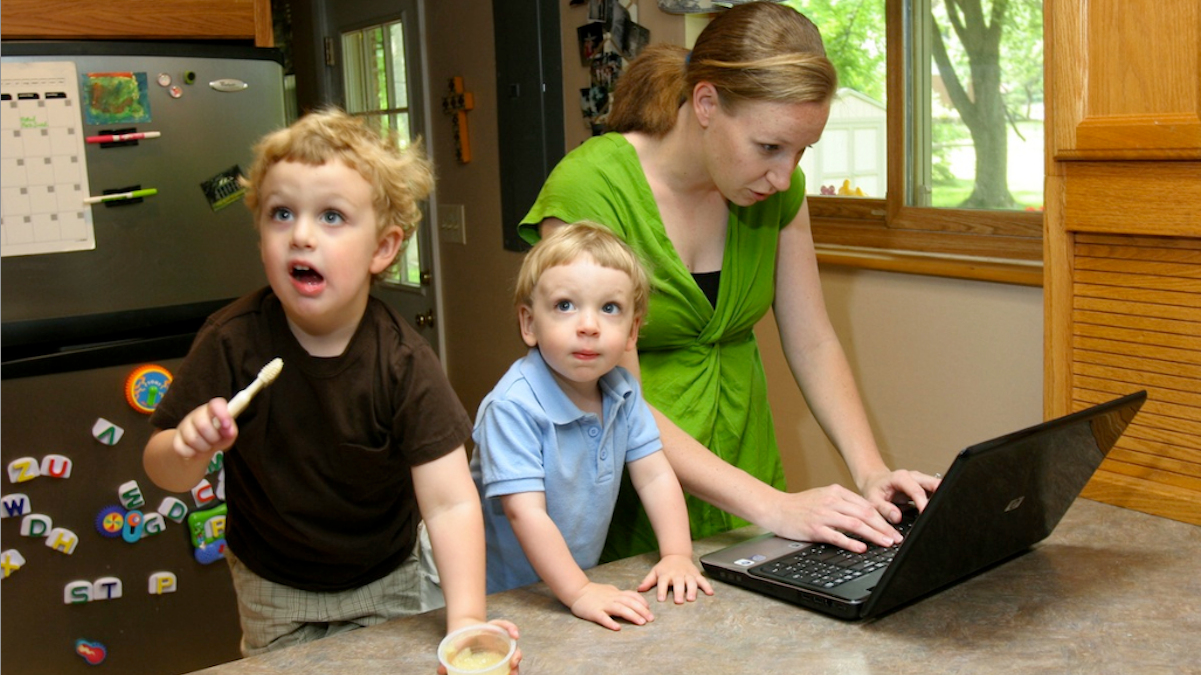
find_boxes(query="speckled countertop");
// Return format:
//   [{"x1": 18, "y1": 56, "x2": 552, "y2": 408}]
[{"x1": 190, "y1": 499, "x2": 1201, "y2": 675}]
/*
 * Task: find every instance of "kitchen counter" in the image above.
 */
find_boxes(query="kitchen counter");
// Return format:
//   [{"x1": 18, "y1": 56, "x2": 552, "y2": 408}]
[{"x1": 190, "y1": 499, "x2": 1200, "y2": 674}]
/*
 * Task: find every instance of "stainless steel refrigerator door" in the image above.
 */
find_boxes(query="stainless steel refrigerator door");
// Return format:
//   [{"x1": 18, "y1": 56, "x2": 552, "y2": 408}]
[
  {"x1": 1, "y1": 44, "x2": 283, "y2": 324},
  {"x1": 1, "y1": 356, "x2": 242, "y2": 675}
]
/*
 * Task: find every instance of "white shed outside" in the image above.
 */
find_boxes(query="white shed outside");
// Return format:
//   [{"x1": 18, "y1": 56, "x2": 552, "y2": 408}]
[{"x1": 800, "y1": 88, "x2": 886, "y2": 199}]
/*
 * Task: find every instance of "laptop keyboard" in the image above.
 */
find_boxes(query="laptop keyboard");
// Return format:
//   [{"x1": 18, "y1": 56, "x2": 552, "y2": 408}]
[{"x1": 750, "y1": 518, "x2": 915, "y2": 590}]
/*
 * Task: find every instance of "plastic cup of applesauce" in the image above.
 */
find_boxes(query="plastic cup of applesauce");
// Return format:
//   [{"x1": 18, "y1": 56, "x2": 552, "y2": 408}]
[{"x1": 437, "y1": 624, "x2": 516, "y2": 675}]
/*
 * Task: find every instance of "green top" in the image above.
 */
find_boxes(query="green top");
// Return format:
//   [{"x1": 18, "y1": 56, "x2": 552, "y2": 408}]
[{"x1": 519, "y1": 133, "x2": 807, "y2": 559}]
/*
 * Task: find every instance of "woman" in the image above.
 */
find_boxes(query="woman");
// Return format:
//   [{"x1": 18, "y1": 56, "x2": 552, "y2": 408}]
[{"x1": 518, "y1": 2, "x2": 939, "y2": 560}]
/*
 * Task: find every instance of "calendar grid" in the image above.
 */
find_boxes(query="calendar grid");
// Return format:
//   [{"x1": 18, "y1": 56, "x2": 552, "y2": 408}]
[{"x1": 2, "y1": 61, "x2": 96, "y2": 257}]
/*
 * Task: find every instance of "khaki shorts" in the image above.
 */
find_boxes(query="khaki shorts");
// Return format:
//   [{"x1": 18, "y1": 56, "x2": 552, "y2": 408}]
[{"x1": 226, "y1": 523, "x2": 444, "y2": 657}]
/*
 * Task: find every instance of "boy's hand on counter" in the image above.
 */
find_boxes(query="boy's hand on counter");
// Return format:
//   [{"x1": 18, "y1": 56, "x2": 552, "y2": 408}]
[
  {"x1": 569, "y1": 582, "x2": 654, "y2": 631},
  {"x1": 637, "y1": 553, "x2": 714, "y2": 604}
]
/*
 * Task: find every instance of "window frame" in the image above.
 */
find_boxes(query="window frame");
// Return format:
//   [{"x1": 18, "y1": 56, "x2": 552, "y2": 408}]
[{"x1": 807, "y1": 0, "x2": 1044, "y2": 286}]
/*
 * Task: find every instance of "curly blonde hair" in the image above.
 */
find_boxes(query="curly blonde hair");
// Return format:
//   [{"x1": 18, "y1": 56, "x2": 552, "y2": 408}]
[{"x1": 242, "y1": 108, "x2": 433, "y2": 270}]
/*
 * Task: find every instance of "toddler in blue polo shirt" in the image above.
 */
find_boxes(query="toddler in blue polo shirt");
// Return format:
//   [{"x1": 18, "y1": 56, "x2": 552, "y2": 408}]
[{"x1": 471, "y1": 221, "x2": 713, "y2": 630}]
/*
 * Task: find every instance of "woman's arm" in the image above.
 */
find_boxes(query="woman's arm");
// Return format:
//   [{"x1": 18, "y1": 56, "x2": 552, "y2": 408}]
[
  {"x1": 772, "y1": 199, "x2": 939, "y2": 518},
  {"x1": 617, "y1": 349, "x2": 900, "y2": 552}
]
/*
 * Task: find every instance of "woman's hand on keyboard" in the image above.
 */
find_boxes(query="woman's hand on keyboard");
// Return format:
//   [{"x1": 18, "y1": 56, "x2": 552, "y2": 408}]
[{"x1": 761, "y1": 483, "x2": 905, "y2": 553}]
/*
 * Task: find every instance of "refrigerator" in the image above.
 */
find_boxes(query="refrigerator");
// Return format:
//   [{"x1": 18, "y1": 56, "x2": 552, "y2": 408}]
[{"x1": 1, "y1": 41, "x2": 286, "y2": 674}]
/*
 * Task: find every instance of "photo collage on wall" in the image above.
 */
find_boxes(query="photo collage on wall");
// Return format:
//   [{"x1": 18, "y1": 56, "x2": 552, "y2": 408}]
[{"x1": 573, "y1": 0, "x2": 651, "y2": 135}]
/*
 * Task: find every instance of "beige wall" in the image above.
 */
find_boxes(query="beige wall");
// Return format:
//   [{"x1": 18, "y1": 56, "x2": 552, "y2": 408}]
[
  {"x1": 764, "y1": 266, "x2": 1044, "y2": 491},
  {"x1": 424, "y1": 1, "x2": 527, "y2": 418},
  {"x1": 426, "y1": 1, "x2": 1046, "y2": 491}
]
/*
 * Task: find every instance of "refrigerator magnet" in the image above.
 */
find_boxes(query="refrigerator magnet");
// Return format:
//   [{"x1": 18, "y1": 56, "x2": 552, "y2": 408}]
[
  {"x1": 121, "y1": 510, "x2": 145, "y2": 543},
  {"x1": 92, "y1": 418, "x2": 125, "y2": 446},
  {"x1": 148, "y1": 571, "x2": 178, "y2": 594},
  {"x1": 2, "y1": 493, "x2": 32, "y2": 519},
  {"x1": 40, "y1": 454, "x2": 72, "y2": 479},
  {"x1": 125, "y1": 365, "x2": 172, "y2": 414},
  {"x1": 45, "y1": 527, "x2": 80, "y2": 555},
  {"x1": 191, "y1": 478, "x2": 217, "y2": 508},
  {"x1": 118, "y1": 479, "x2": 146, "y2": 510},
  {"x1": 142, "y1": 512, "x2": 166, "y2": 537},
  {"x1": 95, "y1": 505, "x2": 126, "y2": 538},
  {"x1": 157, "y1": 496, "x2": 189, "y2": 523},
  {"x1": 75, "y1": 639, "x2": 107, "y2": 665},
  {"x1": 7, "y1": 457, "x2": 41, "y2": 483},
  {"x1": 1, "y1": 549, "x2": 26, "y2": 578},
  {"x1": 20, "y1": 513, "x2": 52, "y2": 538}
]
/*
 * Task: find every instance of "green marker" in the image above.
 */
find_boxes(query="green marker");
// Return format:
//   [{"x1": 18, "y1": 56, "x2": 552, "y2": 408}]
[{"x1": 84, "y1": 188, "x2": 158, "y2": 205}]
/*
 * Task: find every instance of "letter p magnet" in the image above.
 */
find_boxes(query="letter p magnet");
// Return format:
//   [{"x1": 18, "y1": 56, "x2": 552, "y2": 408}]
[{"x1": 148, "y1": 571, "x2": 177, "y2": 595}]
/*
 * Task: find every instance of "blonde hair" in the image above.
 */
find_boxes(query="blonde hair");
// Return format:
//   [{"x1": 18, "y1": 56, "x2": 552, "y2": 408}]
[
  {"x1": 607, "y1": 2, "x2": 838, "y2": 135},
  {"x1": 515, "y1": 221, "x2": 651, "y2": 320},
  {"x1": 243, "y1": 108, "x2": 433, "y2": 257}
]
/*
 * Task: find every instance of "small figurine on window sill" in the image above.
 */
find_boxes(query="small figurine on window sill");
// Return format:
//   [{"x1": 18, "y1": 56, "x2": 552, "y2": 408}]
[{"x1": 837, "y1": 179, "x2": 865, "y2": 197}]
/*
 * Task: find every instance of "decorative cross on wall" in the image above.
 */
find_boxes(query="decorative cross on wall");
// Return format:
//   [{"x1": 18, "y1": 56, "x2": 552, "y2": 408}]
[{"x1": 442, "y1": 76, "x2": 474, "y2": 164}]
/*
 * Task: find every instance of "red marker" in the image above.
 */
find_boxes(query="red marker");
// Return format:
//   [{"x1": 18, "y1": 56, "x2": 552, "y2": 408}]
[{"x1": 86, "y1": 131, "x2": 161, "y2": 144}]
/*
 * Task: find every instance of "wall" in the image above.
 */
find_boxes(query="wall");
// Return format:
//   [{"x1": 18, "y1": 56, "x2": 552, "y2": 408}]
[
  {"x1": 426, "y1": 1, "x2": 1046, "y2": 494},
  {"x1": 558, "y1": 2, "x2": 684, "y2": 150},
  {"x1": 423, "y1": 0, "x2": 527, "y2": 417},
  {"x1": 765, "y1": 267, "x2": 1044, "y2": 490}
]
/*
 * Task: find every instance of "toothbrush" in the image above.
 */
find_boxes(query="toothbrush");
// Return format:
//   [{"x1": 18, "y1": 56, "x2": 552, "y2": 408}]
[{"x1": 214, "y1": 358, "x2": 284, "y2": 427}]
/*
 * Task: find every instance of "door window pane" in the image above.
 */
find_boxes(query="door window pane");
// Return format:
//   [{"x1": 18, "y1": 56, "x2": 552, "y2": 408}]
[{"x1": 341, "y1": 20, "x2": 420, "y2": 287}]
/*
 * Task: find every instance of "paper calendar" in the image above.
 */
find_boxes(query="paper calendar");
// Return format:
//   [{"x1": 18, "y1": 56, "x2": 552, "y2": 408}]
[{"x1": 1, "y1": 61, "x2": 96, "y2": 258}]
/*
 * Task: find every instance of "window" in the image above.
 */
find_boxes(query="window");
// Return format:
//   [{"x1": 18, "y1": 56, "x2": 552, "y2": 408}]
[
  {"x1": 785, "y1": 0, "x2": 1045, "y2": 284},
  {"x1": 341, "y1": 20, "x2": 422, "y2": 287}
]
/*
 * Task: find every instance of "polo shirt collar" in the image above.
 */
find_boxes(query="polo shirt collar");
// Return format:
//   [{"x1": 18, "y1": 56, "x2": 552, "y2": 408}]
[{"x1": 518, "y1": 347, "x2": 633, "y2": 425}]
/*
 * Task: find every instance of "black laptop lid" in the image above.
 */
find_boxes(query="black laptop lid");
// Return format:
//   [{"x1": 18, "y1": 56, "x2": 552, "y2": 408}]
[{"x1": 862, "y1": 390, "x2": 1146, "y2": 617}]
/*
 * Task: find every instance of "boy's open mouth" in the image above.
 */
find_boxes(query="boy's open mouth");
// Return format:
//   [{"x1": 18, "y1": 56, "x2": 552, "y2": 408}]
[{"x1": 290, "y1": 264, "x2": 325, "y2": 290}]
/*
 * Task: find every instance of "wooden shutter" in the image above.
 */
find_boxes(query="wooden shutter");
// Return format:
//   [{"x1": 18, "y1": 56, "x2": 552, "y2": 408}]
[{"x1": 1072, "y1": 234, "x2": 1201, "y2": 524}]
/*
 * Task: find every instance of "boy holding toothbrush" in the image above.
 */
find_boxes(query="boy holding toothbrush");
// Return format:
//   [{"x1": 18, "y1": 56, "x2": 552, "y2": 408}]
[
  {"x1": 143, "y1": 109, "x2": 519, "y2": 664},
  {"x1": 472, "y1": 221, "x2": 713, "y2": 631}
]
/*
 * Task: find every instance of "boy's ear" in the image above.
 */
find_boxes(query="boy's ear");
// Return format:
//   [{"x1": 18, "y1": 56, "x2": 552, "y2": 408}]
[
  {"x1": 625, "y1": 316, "x2": 642, "y2": 352},
  {"x1": 369, "y1": 225, "x2": 405, "y2": 275},
  {"x1": 517, "y1": 304, "x2": 538, "y2": 348}
]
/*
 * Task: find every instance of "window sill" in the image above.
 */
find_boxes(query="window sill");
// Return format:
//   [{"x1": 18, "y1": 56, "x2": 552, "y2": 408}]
[{"x1": 814, "y1": 244, "x2": 1044, "y2": 287}]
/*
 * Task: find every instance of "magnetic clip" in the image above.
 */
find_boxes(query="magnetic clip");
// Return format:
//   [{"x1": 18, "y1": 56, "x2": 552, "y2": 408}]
[
  {"x1": 99, "y1": 185, "x2": 148, "y2": 208},
  {"x1": 95, "y1": 128, "x2": 140, "y2": 149}
]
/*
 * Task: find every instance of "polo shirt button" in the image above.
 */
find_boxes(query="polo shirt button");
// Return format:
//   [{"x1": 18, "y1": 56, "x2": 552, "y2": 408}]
[
  {"x1": 600, "y1": 451, "x2": 607, "y2": 459},
  {"x1": 588, "y1": 427, "x2": 599, "y2": 437}
]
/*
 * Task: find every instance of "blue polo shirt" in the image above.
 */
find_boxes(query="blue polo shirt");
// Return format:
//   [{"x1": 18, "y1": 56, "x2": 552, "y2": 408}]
[{"x1": 470, "y1": 348, "x2": 662, "y2": 593}]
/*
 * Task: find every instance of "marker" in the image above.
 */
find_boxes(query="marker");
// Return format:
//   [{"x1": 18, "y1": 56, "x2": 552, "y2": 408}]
[
  {"x1": 86, "y1": 131, "x2": 161, "y2": 144},
  {"x1": 84, "y1": 189, "x2": 158, "y2": 205}
]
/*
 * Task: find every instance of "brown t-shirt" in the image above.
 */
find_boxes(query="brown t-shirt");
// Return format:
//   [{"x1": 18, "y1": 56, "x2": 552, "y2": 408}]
[{"x1": 151, "y1": 288, "x2": 472, "y2": 591}]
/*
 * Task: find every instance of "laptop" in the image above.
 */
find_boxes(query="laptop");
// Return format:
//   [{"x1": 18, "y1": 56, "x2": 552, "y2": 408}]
[{"x1": 700, "y1": 390, "x2": 1146, "y2": 620}]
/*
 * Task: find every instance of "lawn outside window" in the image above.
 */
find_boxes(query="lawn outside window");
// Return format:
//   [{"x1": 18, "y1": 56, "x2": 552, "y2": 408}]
[{"x1": 786, "y1": 0, "x2": 1045, "y2": 286}]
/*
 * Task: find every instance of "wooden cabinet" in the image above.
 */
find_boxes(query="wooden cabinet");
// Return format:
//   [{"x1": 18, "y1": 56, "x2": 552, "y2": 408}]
[
  {"x1": 1, "y1": 0, "x2": 273, "y2": 47},
  {"x1": 1045, "y1": 0, "x2": 1201, "y2": 525},
  {"x1": 1048, "y1": 0, "x2": 1201, "y2": 160}
]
